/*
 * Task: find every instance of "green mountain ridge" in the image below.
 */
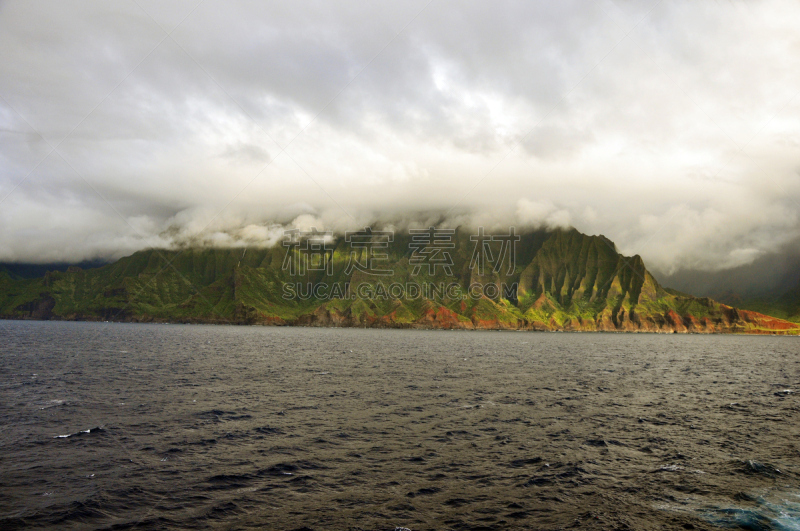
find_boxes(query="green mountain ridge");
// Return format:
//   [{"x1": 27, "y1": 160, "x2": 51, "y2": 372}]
[
  {"x1": 725, "y1": 285, "x2": 800, "y2": 324},
  {"x1": 1, "y1": 227, "x2": 797, "y2": 334},
  {"x1": 653, "y1": 253, "x2": 800, "y2": 323}
]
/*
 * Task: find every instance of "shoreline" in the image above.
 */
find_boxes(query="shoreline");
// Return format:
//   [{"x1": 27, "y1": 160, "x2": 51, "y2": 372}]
[{"x1": 3, "y1": 315, "x2": 798, "y2": 335}]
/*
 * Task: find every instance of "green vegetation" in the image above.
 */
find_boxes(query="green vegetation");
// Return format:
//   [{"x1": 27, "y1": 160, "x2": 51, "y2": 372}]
[
  {"x1": 729, "y1": 287, "x2": 800, "y2": 324},
  {"x1": 1, "y1": 228, "x2": 797, "y2": 334}
]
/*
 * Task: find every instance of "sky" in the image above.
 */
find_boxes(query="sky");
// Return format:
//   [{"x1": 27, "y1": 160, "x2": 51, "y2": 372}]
[{"x1": 1, "y1": 0, "x2": 799, "y2": 274}]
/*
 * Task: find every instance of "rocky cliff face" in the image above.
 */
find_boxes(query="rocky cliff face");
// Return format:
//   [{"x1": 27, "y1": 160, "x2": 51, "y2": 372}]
[{"x1": 1, "y1": 228, "x2": 798, "y2": 334}]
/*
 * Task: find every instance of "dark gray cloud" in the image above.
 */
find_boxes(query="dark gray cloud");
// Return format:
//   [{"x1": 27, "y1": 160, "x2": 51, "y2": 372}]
[
  {"x1": 653, "y1": 236, "x2": 800, "y2": 299},
  {"x1": 1, "y1": 0, "x2": 799, "y2": 271}
]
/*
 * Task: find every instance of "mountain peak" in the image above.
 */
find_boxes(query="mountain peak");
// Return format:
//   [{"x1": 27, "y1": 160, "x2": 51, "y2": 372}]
[{"x1": 0, "y1": 227, "x2": 797, "y2": 334}]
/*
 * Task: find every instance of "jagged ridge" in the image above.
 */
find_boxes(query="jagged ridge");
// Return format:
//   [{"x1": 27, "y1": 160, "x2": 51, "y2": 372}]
[{"x1": 0, "y1": 228, "x2": 797, "y2": 334}]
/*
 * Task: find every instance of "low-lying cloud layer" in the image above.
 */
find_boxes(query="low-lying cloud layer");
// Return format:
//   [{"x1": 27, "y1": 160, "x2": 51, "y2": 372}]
[{"x1": 1, "y1": 0, "x2": 799, "y2": 272}]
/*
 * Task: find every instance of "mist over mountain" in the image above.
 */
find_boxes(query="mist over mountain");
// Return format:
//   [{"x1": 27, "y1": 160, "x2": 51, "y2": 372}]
[
  {"x1": 2, "y1": 1, "x2": 800, "y2": 273},
  {"x1": 5, "y1": 5, "x2": 800, "y2": 530},
  {"x1": 649, "y1": 239, "x2": 800, "y2": 323},
  {"x1": 652, "y1": 242, "x2": 800, "y2": 301}
]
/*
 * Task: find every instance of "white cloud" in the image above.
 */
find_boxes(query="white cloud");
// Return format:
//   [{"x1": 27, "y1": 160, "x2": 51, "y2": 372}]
[
  {"x1": 516, "y1": 199, "x2": 572, "y2": 229},
  {"x1": 0, "y1": 0, "x2": 799, "y2": 273}
]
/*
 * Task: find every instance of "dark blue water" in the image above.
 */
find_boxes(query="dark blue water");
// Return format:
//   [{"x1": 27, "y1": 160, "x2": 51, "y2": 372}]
[{"x1": 2, "y1": 320, "x2": 800, "y2": 530}]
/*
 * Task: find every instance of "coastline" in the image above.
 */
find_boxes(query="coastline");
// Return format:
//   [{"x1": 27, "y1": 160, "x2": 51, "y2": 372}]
[{"x1": 3, "y1": 314, "x2": 798, "y2": 335}]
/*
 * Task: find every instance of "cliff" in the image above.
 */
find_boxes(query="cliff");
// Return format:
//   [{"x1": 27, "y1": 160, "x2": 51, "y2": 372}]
[{"x1": 1, "y1": 227, "x2": 797, "y2": 334}]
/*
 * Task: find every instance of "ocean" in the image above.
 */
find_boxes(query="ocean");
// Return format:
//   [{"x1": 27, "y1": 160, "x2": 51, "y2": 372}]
[{"x1": 2, "y1": 320, "x2": 800, "y2": 530}]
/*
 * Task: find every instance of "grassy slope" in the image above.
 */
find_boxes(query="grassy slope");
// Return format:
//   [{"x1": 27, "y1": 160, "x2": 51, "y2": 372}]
[
  {"x1": 0, "y1": 228, "x2": 797, "y2": 334},
  {"x1": 727, "y1": 287, "x2": 800, "y2": 323}
]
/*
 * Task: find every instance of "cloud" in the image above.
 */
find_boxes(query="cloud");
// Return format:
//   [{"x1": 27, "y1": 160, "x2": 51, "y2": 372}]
[
  {"x1": 0, "y1": 0, "x2": 799, "y2": 273},
  {"x1": 516, "y1": 199, "x2": 572, "y2": 229}
]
